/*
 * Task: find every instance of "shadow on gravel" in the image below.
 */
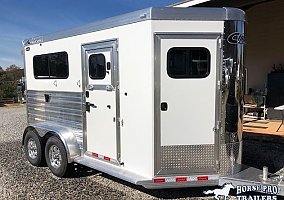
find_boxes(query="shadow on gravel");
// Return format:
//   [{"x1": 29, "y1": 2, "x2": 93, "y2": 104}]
[
  {"x1": 71, "y1": 163, "x2": 100, "y2": 178},
  {"x1": 242, "y1": 132, "x2": 284, "y2": 173}
]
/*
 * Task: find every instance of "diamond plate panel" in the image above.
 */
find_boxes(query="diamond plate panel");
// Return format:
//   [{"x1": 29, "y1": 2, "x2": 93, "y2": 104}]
[
  {"x1": 220, "y1": 141, "x2": 242, "y2": 175},
  {"x1": 160, "y1": 145, "x2": 215, "y2": 171},
  {"x1": 159, "y1": 142, "x2": 242, "y2": 176}
]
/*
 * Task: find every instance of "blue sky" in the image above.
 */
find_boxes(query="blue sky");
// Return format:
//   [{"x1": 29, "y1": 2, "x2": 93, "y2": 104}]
[{"x1": 0, "y1": 0, "x2": 178, "y2": 69}]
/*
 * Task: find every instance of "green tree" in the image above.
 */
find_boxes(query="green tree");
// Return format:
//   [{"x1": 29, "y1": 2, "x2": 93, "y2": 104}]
[
  {"x1": 0, "y1": 67, "x2": 4, "y2": 98},
  {"x1": 0, "y1": 65, "x2": 23, "y2": 99},
  {"x1": 5, "y1": 65, "x2": 23, "y2": 81},
  {"x1": 0, "y1": 81, "x2": 17, "y2": 98},
  {"x1": 0, "y1": 66, "x2": 3, "y2": 77}
]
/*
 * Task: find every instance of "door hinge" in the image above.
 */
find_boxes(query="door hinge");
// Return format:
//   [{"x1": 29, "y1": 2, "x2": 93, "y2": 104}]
[
  {"x1": 218, "y1": 38, "x2": 222, "y2": 49},
  {"x1": 217, "y1": 80, "x2": 221, "y2": 91},
  {"x1": 216, "y1": 160, "x2": 220, "y2": 170},
  {"x1": 117, "y1": 118, "x2": 124, "y2": 127},
  {"x1": 213, "y1": 121, "x2": 221, "y2": 132}
]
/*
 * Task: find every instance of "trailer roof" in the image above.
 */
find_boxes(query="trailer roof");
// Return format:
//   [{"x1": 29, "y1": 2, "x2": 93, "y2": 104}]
[{"x1": 23, "y1": 7, "x2": 245, "y2": 46}]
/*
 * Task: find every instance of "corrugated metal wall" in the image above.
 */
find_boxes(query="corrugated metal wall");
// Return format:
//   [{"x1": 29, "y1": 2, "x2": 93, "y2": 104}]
[{"x1": 27, "y1": 90, "x2": 84, "y2": 148}]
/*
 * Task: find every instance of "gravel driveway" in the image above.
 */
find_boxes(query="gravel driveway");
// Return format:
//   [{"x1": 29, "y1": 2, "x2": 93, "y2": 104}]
[{"x1": 0, "y1": 106, "x2": 215, "y2": 200}]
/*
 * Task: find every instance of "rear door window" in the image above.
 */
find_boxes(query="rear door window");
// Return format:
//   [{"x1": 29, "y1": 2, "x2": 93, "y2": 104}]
[{"x1": 167, "y1": 47, "x2": 210, "y2": 78}]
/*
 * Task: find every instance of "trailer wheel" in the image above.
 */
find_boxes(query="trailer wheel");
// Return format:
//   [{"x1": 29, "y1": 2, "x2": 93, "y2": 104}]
[
  {"x1": 45, "y1": 136, "x2": 72, "y2": 177},
  {"x1": 24, "y1": 130, "x2": 44, "y2": 166}
]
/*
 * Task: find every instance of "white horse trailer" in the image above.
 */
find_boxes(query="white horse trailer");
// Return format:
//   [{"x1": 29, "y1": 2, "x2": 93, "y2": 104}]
[{"x1": 21, "y1": 7, "x2": 283, "y2": 191}]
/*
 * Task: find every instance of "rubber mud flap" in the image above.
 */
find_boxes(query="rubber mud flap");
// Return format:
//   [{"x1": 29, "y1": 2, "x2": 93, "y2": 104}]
[{"x1": 225, "y1": 96, "x2": 238, "y2": 133}]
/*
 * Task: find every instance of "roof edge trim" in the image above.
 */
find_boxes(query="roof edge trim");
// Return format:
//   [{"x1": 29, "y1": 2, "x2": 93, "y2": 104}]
[{"x1": 23, "y1": 7, "x2": 245, "y2": 46}]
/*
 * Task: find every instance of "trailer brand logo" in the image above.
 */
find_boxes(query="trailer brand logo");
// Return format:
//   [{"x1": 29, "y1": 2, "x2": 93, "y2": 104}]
[
  {"x1": 203, "y1": 183, "x2": 234, "y2": 199},
  {"x1": 203, "y1": 184, "x2": 279, "y2": 200},
  {"x1": 227, "y1": 32, "x2": 245, "y2": 44}
]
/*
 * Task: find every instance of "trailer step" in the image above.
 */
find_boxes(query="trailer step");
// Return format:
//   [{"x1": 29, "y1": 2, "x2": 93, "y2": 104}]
[
  {"x1": 219, "y1": 167, "x2": 284, "y2": 196},
  {"x1": 75, "y1": 155, "x2": 148, "y2": 185},
  {"x1": 75, "y1": 155, "x2": 220, "y2": 189}
]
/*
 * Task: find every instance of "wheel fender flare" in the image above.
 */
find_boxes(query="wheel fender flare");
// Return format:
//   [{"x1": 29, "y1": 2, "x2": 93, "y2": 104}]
[{"x1": 23, "y1": 122, "x2": 81, "y2": 163}]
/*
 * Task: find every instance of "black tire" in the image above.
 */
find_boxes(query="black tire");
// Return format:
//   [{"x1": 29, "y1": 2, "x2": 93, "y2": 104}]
[
  {"x1": 45, "y1": 136, "x2": 73, "y2": 177},
  {"x1": 23, "y1": 130, "x2": 44, "y2": 166}
]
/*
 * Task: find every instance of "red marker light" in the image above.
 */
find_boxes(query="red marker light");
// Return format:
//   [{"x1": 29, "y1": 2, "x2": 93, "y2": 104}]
[
  {"x1": 153, "y1": 178, "x2": 165, "y2": 183},
  {"x1": 176, "y1": 177, "x2": 187, "y2": 182},
  {"x1": 104, "y1": 156, "x2": 110, "y2": 161},
  {"x1": 197, "y1": 176, "x2": 208, "y2": 181}
]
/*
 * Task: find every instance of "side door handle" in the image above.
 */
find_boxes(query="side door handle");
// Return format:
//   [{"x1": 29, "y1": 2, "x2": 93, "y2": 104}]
[
  {"x1": 86, "y1": 102, "x2": 97, "y2": 112},
  {"x1": 161, "y1": 102, "x2": 168, "y2": 111}
]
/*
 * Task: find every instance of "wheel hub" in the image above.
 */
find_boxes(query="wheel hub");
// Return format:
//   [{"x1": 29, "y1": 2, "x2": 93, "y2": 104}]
[
  {"x1": 49, "y1": 145, "x2": 62, "y2": 169},
  {"x1": 27, "y1": 138, "x2": 37, "y2": 159}
]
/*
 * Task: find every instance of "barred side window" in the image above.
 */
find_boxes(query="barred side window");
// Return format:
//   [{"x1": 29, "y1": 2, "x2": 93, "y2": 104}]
[{"x1": 33, "y1": 52, "x2": 69, "y2": 79}]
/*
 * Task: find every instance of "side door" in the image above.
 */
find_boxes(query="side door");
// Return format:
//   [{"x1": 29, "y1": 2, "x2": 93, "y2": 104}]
[
  {"x1": 154, "y1": 34, "x2": 221, "y2": 175},
  {"x1": 82, "y1": 40, "x2": 120, "y2": 164}
]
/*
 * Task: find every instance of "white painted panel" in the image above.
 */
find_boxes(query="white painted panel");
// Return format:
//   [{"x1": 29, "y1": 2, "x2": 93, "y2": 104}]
[
  {"x1": 24, "y1": 27, "x2": 119, "y2": 93},
  {"x1": 117, "y1": 21, "x2": 154, "y2": 178},
  {"x1": 24, "y1": 19, "x2": 224, "y2": 179},
  {"x1": 86, "y1": 50, "x2": 117, "y2": 159},
  {"x1": 24, "y1": 20, "x2": 155, "y2": 179},
  {"x1": 160, "y1": 38, "x2": 217, "y2": 146},
  {"x1": 87, "y1": 91, "x2": 117, "y2": 158},
  {"x1": 25, "y1": 39, "x2": 83, "y2": 92}
]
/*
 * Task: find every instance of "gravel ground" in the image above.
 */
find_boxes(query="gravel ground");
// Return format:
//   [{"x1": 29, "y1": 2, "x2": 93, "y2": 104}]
[{"x1": 0, "y1": 106, "x2": 216, "y2": 200}]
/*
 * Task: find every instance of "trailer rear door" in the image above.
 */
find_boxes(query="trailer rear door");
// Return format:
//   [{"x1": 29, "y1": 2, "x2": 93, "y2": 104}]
[{"x1": 154, "y1": 33, "x2": 221, "y2": 175}]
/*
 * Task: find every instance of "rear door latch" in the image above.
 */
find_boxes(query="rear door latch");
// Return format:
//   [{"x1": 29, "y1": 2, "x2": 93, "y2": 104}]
[
  {"x1": 86, "y1": 102, "x2": 96, "y2": 112},
  {"x1": 161, "y1": 102, "x2": 168, "y2": 111}
]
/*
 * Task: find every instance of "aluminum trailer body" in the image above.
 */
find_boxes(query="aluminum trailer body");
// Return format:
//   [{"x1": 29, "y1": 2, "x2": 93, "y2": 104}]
[{"x1": 22, "y1": 7, "x2": 279, "y2": 190}]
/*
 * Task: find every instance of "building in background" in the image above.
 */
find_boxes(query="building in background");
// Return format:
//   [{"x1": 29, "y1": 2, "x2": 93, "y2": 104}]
[{"x1": 171, "y1": 0, "x2": 284, "y2": 118}]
